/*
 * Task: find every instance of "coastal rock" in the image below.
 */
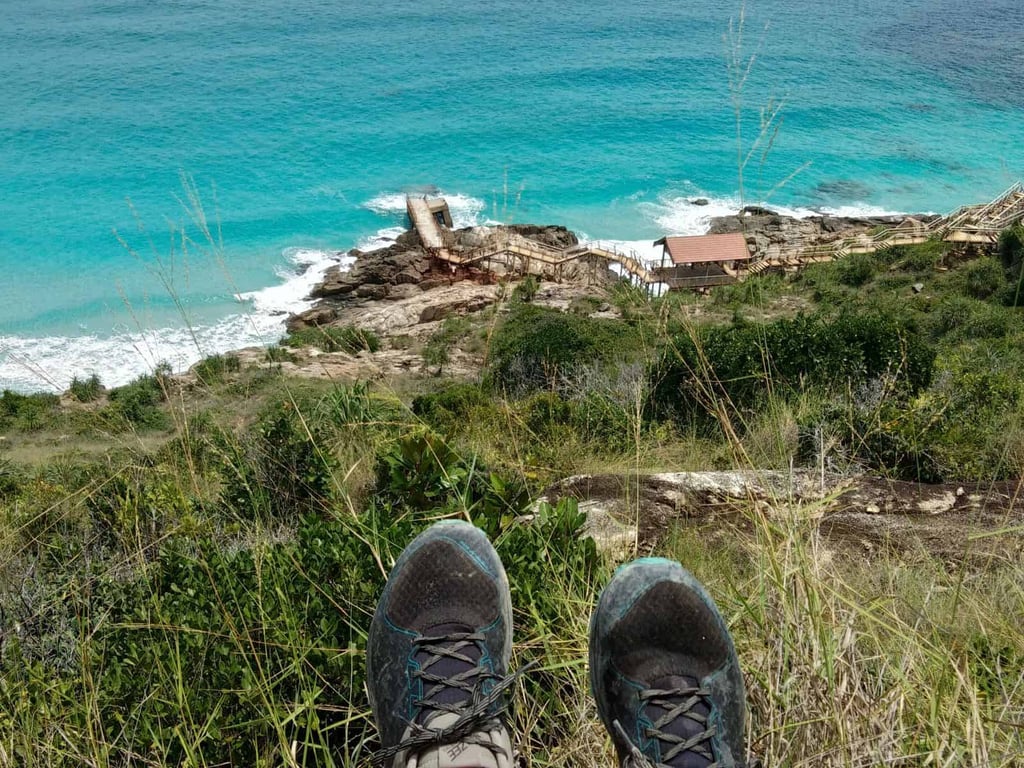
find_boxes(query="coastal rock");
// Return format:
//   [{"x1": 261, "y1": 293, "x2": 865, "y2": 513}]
[
  {"x1": 290, "y1": 306, "x2": 337, "y2": 329},
  {"x1": 309, "y1": 242, "x2": 433, "y2": 301},
  {"x1": 706, "y1": 209, "x2": 939, "y2": 264}
]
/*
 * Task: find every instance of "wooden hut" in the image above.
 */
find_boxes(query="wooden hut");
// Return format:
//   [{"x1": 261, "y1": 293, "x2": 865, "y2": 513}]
[{"x1": 652, "y1": 233, "x2": 752, "y2": 289}]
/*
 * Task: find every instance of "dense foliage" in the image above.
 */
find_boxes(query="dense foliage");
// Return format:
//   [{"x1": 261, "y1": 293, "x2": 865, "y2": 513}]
[{"x1": 485, "y1": 304, "x2": 637, "y2": 394}]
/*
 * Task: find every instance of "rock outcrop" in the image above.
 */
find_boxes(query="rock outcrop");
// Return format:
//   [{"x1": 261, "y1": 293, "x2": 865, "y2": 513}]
[
  {"x1": 289, "y1": 223, "x2": 583, "y2": 332},
  {"x1": 707, "y1": 208, "x2": 940, "y2": 263},
  {"x1": 542, "y1": 471, "x2": 1024, "y2": 563}
]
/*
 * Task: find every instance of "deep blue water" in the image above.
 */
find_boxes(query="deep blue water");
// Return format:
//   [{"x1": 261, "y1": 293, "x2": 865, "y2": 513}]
[{"x1": 2, "y1": 0, "x2": 1023, "y2": 390}]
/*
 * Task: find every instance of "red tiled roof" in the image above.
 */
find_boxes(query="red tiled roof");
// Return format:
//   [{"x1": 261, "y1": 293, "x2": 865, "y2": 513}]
[{"x1": 655, "y1": 233, "x2": 751, "y2": 265}]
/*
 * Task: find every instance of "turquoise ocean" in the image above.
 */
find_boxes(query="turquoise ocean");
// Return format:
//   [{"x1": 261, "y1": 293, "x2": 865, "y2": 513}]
[{"x1": 2, "y1": 0, "x2": 1023, "y2": 391}]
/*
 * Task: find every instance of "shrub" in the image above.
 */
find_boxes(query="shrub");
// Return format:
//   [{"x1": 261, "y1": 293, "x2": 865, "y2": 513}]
[
  {"x1": 486, "y1": 304, "x2": 635, "y2": 394},
  {"x1": 422, "y1": 316, "x2": 473, "y2": 373},
  {"x1": 219, "y1": 400, "x2": 338, "y2": 520},
  {"x1": 712, "y1": 273, "x2": 786, "y2": 307},
  {"x1": 192, "y1": 352, "x2": 241, "y2": 384},
  {"x1": 0, "y1": 389, "x2": 61, "y2": 431},
  {"x1": 412, "y1": 383, "x2": 490, "y2": 432},
  {"x1": 264, "y1": 344, "x2": 297, "y2": 363},
  {"x1": 82, "y1": 515, "x2": 383, "y2": 765},
  {"x1": 106, "y1": 363, "x2": 171, "y2": 429},
  {"x1": 373, "y1": 432, "x2": 530, "y2": 533},
  {"x1": 794, "y1": 262, "x2": 848, "y2": 305},
  {"x1": 900, "y1": 240, "x2": 948, "y2": 272},
  {"x1": 0, "y1": 458, "x2": 24, "y2": 499},
  {"x1": 650, "y1": 311, "x2": 935, "y2": 430},
  {"x1": 284, "y1": 325, "x2": 381, "y2": 354},
  {"x1": 962, "y1": 257, "x2": 1006, "y2": 300},
  {"x1": 997, "y1": 226, "x2": 1024, "y2": 306},
  {"x1": 68, "y1": 373, "x2": 103, "y2": 402},
  {"x1": 998, "y1": 225, "x2": 1024, "y2": 272},
  {"x1": 568, "y1": 295, "x2": 602, "y2": 315},
  {"x1": 512, "y1": 274, "x2": 539, "y2": 303},
  {"x1": 316, "y1": 381, "x2": 403, "y2": 434},
  {"x1": 835, "y1": 253, "x2": 876, "y2": 287},
  {"x1": 928, "y1": 296, "x2": 1014, "y2": 341}
]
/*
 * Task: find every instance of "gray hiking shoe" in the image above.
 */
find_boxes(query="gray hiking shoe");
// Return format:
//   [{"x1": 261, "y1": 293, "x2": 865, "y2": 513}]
[
  {"x1": 367, "y1": 521, "x2": 516, "y2": 768},
  {"x1": 589, "y1": 558, "x2": 748, "y2": 768}
]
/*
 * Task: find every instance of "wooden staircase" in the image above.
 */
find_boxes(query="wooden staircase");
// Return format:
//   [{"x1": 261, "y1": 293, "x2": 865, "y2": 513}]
[{"x1": 405, "y1": 204, "x2": 659, "y2": 284}]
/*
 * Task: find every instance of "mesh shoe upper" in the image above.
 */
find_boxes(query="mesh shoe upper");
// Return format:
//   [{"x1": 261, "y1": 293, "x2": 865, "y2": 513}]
[
  {"x1": 589, "y1": 558, "x2": 747, "y2": 768},
  {"x1": 367, "y1": 521, "x2": 515, "y2": 768}
]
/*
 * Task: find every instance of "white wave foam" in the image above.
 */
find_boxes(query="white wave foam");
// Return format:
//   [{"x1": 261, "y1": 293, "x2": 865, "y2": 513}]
[
  {"x1": 1, "y1": 245, "x2": 355, "y2": 393},
  {"x1": 641, "y1": 195, "x2": 745, "y2": 235},
  {"x1": 237, "y1": 247, "x2": 354, "y2": 316},
  {"x1": 643, "y1": 192, "x2": 907, "y2": 235},
  {"x1": 363, "y1": 190, "x2": 487, "y2": 229},
  {"x1": 362, "y1": 192, "x2": 409, "y2": 215}
]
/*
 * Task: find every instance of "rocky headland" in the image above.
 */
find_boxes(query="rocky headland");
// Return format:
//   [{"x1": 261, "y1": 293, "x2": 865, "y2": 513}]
[{"x1": 283, "y1": 206, "x2": 928, "y2": 351}]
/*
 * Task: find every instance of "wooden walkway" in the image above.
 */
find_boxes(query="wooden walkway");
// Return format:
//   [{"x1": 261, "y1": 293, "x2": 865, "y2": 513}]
[
  {"x1": 406, "y1": 196, "x2": 451, "y2": 259},
  {"x1": 407, "y1": 184, "x2": 1024, "y2": 288},
  {"x1": 405, "y1": 195, "x2": 657, "y2": 285}
]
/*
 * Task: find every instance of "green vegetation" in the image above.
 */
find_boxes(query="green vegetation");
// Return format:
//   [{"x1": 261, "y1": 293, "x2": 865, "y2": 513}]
[
  {"x1": 2, "y1": 237, "x2": 1023, "y2": 766},
  {"x1": 192, "y1": 352, "x2": 241, "y2": 385},
  {"x1": 422, "y1": 315, "x2": 476, "y2": 373},
  {"x1": 485, "y1": 303, "x2": 640, "y2": 394},
  {"x1": 68, "y1": 373, "x2": 103, "y2": 402},
  {"x1": 283, "y1": 325, "x2": 382, "y2": 354}
]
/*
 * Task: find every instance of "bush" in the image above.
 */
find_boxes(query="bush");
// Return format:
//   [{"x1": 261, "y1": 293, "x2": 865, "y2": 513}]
[
  {"x1": 997, "y1": 226, "x2": 1024, "y2": 306},
  {"x1": 998, "y1": 226, "x2": 1024, "y2": 272},
  {"x1": 192, "y1": 352, "x2": 241, "y2": 384},
  {"x1": 837, "y1": 364, "x2": 1023, "y2": 482},
  {"x1": 512, "y1": 274, "x2": 539, "y2": 303},
  {"x1": 486, "y1": 305, "x2": 635, "y2": 394},
  {"x1": 421, "y1": 316, "x2": 472, "y2": 373},
  {"x1": 650, "y1": 311, "x2": 935, "y2": 430},
  {"x1": 105, "y1": 363, "x2": 171, "y2": 429},
  {"x1": 373, "y1": 432, "x2": 530, "y2": 533},
  {"x1": 712, "y1": 273, "x2": 786, "y2": 307},
  {"x1": 412, "y1": 383, "x2": 490, "y2": 432},
  {"x1": 835, "y1": 253, "x2": 876, "y2": 287},
  {"x1": 928, "y1": 296, "x2": 1014, "y2": 341},
  {"x1": 900, "y1": 240, "x2": 948, "y2": 272},
  {"x1": 284, "y1": 325, "x2": 381, "y2": 354},
  {"x1": 0, "y1": 389, "x2": 61, "y2": 431},
  {"x1": 962, "y1": 258, "x2": 1006, "y2": 300},
  {"x1": 68, "y1": 373, "x2": 103, "y2": 402},
  {"x1": 794, "y1": 262, "x2": 848, "y2": 305},
  {"x1": 219, "y1": 399, "x2": 339, "y2": 520},
  {"x1": 264, "y1": 344, "x2": 297, "y2": 364},
  {"x1": 0, "y1": 458, "x2": 24, "y2": 499}
]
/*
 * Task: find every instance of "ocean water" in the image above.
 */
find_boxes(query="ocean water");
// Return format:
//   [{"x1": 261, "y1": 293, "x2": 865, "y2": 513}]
[{"x1": 2, "y1": 0, "x2": 1022, "y2": 391}]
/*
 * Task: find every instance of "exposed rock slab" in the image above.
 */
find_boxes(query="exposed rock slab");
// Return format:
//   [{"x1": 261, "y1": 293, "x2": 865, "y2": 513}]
[
  {"x1": 707, "y1": 209, "x2": 940, "y2": 264},
  {"x1": 544, "y1": 471, "x2": 1024, "y2": 563}
]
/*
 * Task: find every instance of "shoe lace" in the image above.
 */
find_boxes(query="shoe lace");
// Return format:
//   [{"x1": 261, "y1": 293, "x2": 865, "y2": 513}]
[
  {"x1": 614, "y1": 682, "x2": 720, "y2": 768},
  {"x1": 371, "y1": 630, "x2": 529, "y2": 765}
]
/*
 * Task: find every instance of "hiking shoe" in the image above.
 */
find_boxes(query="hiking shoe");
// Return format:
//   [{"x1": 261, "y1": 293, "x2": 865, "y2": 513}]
[
  {"x1": 367, "y1": 520, "x2": 516, "y2": 768},
  {"x1": 589, "y1": 558, "x2": 747, "y2": 768}
]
